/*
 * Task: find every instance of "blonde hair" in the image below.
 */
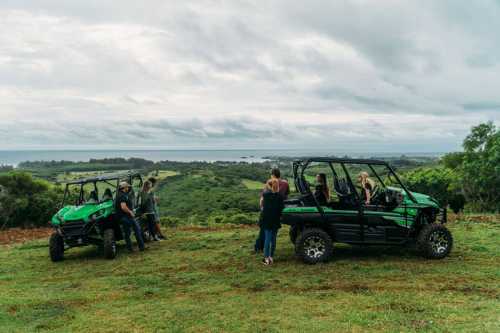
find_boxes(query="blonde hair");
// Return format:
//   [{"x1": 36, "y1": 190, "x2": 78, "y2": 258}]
[
  {"x1": 266, "y1": 178, "x2": 280, "y2": 193},
  {"x1": 358, "y1": 172, "x2": 375, "y2": 189}
]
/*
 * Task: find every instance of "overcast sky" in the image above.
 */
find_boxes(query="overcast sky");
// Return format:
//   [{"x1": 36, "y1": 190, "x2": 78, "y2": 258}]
[{"x1": 0, "y1": 0, "x2": 499, "y2": 152}]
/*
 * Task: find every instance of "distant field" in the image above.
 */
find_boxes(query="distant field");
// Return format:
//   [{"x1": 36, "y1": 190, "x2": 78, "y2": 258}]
[
  {"x1": 1, "y1": 217, "x2": 499, "y2": 332},
  {"x1": 242, "y1": 179, "x2": 264, "y2": 190}
]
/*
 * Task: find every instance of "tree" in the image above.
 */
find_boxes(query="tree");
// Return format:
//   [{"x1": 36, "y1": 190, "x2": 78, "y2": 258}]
[
  {"x1": 403, "y1": 167, "x2": 463, "y2": 211},
  {"x1": 461, "y1": 122, "x2": 500, "y2": 212},
  {"x1": 0, "y1": 172, "x2": 63, "y2": 228},
  {"x1": 440, "y1": 152, "x2": 465, "y2": 170}
]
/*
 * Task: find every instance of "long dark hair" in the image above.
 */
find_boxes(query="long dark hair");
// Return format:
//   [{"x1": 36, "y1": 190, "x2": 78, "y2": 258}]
[{"x1": 318, "y1": 173, "x2": 329, "y2": 197}]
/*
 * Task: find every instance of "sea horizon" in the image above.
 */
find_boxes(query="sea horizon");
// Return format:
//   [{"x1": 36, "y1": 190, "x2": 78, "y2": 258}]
[{"x1": 0, "y1": 149, "x2": 446, "y2": 167}]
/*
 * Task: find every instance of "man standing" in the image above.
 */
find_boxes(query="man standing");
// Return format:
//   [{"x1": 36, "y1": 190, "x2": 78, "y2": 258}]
[
  {"x1": 116, "y1": 181, "x2": 145, "y2": 252},
  {"x1": 254, "y1": 168, "x2": 289, "y2": 253}
]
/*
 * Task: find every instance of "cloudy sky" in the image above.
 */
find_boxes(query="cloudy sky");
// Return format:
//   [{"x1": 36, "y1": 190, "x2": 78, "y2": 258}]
[{"x1": 1, "y1": 0, "x2": 499, "y2": 152}]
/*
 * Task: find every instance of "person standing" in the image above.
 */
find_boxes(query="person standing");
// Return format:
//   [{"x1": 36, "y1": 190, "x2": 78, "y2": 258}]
[
  {"x1": 148, "y1": 177, "x2": 166, "y2": 240},
  {"x1": 261, "y1": 178, "x2": 284, "y2": 265},
  {"x1": 138, "y1": 181, "x2": 160, "y2": 241},
  {"x1": 116, "y1": 181, "x2": 145, "y2": 252},
  {"x1": 254, "y1": 168, "x2": 289, "y2": 253}
]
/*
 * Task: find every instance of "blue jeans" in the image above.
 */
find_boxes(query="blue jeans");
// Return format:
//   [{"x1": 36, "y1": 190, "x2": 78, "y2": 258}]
[
  {"x1": 145, "y1": 214, "x2": 156, "y2": 238},
  {"x1": 121, "y1": 216, "x2": 144, "y2": 251},
  {"x1": 263, "y1": 229, "x2": 278, "y2": 258}
]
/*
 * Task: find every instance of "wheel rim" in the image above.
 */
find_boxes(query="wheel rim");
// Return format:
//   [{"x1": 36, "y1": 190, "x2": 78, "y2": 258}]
[
  {"x1": 429, "y1": 230, "x2": 449, "y2": 254},
  {"x1": 304, "y1": 235, "x2": 326, "y2": 258}
]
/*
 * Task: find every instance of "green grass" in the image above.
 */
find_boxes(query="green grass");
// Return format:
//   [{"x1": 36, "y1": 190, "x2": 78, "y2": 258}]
[
  {"x1": 1, "y1": 218, "x2": 499, "y2": 332},
  {"x1": 242, "y1": 179, "x2": 264, "y2": 190},
  {"x1": 147, "y1": 170, "x2": 179, "y2": 182}
]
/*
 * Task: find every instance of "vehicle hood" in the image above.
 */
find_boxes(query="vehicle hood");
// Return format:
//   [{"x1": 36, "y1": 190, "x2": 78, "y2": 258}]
[
  {"x1": 387, "y1": 186, "x2": 440, "y2": 208},
  {"x1": 51, "y1": 201, "x2": 113, "y2": 225}
]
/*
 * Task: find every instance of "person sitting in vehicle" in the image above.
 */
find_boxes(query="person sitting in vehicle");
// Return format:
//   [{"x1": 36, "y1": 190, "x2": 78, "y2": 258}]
[
  {"x1": 314, "y1": 173, "x2": 330, "y2": 206},
  {"x1": 358, "y1": 171, "x2": 375, "y2": 205},
  {"x1": 87, "y1": 190, "x2": 98, "y2": 204},
  {"x1": 102, "y1": 188, "x2": 113, "y2": 201}
]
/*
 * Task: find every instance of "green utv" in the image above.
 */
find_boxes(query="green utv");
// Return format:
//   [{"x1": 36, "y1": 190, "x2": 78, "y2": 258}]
[
  {"x1": 49, "y1": 172, "x2": 146, "y2": 262},
  {"x1": 283, "y1": 158, "x2": 453, "y2": 264}
]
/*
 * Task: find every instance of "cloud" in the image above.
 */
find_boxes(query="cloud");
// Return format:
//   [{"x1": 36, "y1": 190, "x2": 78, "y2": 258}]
[{"x1": 0, "y1": 1, "x2": 499, "y2": 151}]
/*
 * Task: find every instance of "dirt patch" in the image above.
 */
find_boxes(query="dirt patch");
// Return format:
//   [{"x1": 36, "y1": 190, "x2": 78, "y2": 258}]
[
  {"x1": 0, "y1": 227, "x2": 53, "y2": 245},
  {"x1": 448, "y1": 213, "x2": 500, "y2": 224}
]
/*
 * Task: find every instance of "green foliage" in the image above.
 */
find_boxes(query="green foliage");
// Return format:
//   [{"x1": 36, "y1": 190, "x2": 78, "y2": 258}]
[
  {"x1": 461, "y1": 122, "x2": 500, "y2": 212},
  {"x1": 403, "y1": 167, "x2": 464, "y2": 211},
  {"x1": 0, "y1": 172, "x2": 63, "y2": 228},
  {"x1": 157, "y1": 172, "x2": 261, "y2": 225},
  {"x1": 440, "y1": 152, "x2": 465, "y2": 169}
]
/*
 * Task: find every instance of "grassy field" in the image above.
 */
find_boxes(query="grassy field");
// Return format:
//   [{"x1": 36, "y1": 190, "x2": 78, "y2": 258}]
[
  {"x1": 1, "y1": 218, "x2": 499, "y2": 332},
  {"x1": 242, "y1": 179, "x2": 264, "y2": 190}
]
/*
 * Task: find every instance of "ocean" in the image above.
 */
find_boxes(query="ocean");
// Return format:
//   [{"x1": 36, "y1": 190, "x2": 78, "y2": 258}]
[{"x1": 0, "y1": 150, "x2": 443, "y2": 166}]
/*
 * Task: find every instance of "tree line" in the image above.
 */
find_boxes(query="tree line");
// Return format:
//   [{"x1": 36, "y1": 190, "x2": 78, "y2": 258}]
[{"x1": 0, "y1": 122, "x2": 498, "y2": 229}]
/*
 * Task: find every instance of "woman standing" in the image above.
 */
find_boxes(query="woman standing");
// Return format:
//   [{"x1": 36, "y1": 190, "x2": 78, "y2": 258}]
[
  {"x1": 148, "y1": 177, "x2": 166, "y2": 240},
  {"x1": 138, "y1": 181, "x2": 159, "y2": 241},
  {"x1": 261, "y1": 178, "x2": 285, "y2": 265}
]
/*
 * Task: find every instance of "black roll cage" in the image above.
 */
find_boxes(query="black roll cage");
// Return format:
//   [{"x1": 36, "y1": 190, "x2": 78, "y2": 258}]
[
  {"x1": 292, "y1": 157, "x2": 417, "y2": 205},
  {"x1": 61, "y1": 172, "x2": 143, "y2": 207}
]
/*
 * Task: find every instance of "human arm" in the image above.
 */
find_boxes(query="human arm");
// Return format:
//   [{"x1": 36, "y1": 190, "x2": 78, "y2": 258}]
[
  {"x1": 364, "y1": 186, "x2": 371, "y2": 205},
  {"x1": 120, "y1": 201, "x2": 135, "y2": 218}
]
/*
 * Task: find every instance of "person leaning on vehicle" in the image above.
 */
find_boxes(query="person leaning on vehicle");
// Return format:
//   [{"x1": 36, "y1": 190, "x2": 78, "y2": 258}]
[
  {"x1": 116, "y1": 181, "x2": 145, "y2": 252},
  {"x1": 148, "y1": 177, "x2": 166, "y2": 240},
  {"x1": 138, "y1": 181, "x2": 160, "y2": 241},
  {"x1": 254, "y1": 168, "x2": 289, "y2": 253}
]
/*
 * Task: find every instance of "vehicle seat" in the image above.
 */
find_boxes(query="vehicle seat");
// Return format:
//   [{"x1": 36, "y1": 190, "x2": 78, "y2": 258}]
[
  {"x1": 88, "y1": 190, "x2": 98, "y2": 204},
  {"x1": 102, "y1": 188, "x2": 113, "y2": 201},
  {"x1": 334, "y1": 178, "x2": 357, "y2": 207}
]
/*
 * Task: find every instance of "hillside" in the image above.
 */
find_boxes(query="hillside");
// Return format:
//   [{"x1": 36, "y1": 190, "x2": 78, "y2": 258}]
[{"x1": 1, "y1": 217, "x2": 499, "y2": 332}]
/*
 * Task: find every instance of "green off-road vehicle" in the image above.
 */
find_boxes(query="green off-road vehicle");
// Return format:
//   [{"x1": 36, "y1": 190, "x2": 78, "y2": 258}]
[
  {"x1": 49, "y1": 172, "x2": 145, "y2": 262},
  {"x1": 283, "y1": 158, "x2": 453, "y2": 264}
]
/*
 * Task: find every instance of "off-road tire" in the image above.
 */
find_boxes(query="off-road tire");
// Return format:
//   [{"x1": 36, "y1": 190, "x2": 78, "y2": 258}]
[
  {"x1": 289, "y1": 225, "x2": 299, "y2": 245},
  {"x1": 295, "y1": 228, "x2": 333, "y2": 264},
  {"x1": 103, "y1": 228, "x2": 117, "y2": 259},
  {"x1": 417, "y1": 223, "x2": 453, "y2": 259},
  {"x1": 49, "y1": 232, "x2": 64, "y2": 262}
]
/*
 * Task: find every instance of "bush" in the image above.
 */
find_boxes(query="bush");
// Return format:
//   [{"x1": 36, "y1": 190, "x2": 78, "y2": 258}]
[
  {"x1": 461, "y1": 122, "x2": 500, "y2": 212},
  {"x1": 0, "y1": 172, "x2": 63, "y2": 228},
  {"x1": 403, "y1": 167, "x2": 464, "y2": 210}
]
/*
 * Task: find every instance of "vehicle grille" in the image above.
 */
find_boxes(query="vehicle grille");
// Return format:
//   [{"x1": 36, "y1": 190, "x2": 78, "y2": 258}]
[{"x1": 61, "y1": 220, "x2": 87, "y2": 237}]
